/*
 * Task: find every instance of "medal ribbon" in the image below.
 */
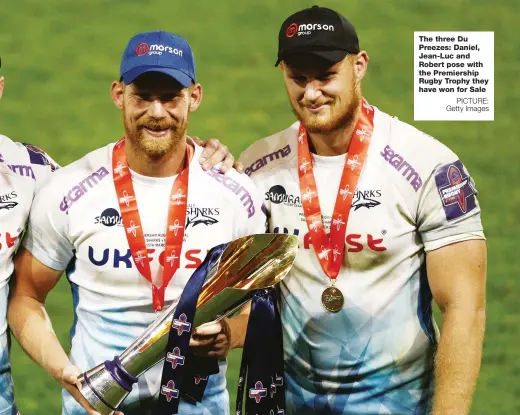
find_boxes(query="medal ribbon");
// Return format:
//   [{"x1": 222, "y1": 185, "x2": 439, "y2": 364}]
[
  {"x1": 298, "y1": 98, "x2": 375, "y2": 281},
  {"x1": 112, "y1": 138, "x2": 191, "y2": 311},
  {"x1": 235, "y1": 288, "x2": 285, "y2": 415},
  {"x1": 157, "y1": 242, "x2": 226, "y2": 414}
]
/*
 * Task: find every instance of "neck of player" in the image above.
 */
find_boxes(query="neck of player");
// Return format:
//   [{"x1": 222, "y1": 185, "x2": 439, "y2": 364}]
[
  {"x1": 126, "y1": 138, "x2": 192, "y2": 177},
  {"x1": 307, "y1": 109, "x2": 361, "y2": 157}
]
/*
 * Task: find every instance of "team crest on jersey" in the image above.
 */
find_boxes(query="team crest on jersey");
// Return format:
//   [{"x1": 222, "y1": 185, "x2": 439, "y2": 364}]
[
  {"x1": 435, "y1": 160, "x2": 476, "y2": 221},
  {"x1": 351, "y1": 189, "x2": 382, "y2": 210},
  {"x1": 0, "y1": 191, "x2": 18, "y2": 210},
  {"x1": 185, "y1": 204, "x2": 220, "y2": 228}
]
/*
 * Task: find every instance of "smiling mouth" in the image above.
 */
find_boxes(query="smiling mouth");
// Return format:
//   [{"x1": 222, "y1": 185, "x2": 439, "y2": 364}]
[
  {"x1": 305, "y1": 104, "x2": 328, "y2": 113},
  {"x1": 143, "y1": 127, "x2": 170, "y2": 137}
]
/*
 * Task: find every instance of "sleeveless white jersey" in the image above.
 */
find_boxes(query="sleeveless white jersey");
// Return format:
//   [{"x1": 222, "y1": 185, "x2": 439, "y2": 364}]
[
  {"x1": 0, "y1": 134, "x2": 57, "y2": 414},
  {"x1": 240, "y1": 108, "x2": 485, "y2": 415},
  {"x1": 22, "y1": 141, "x2": 266, "y2": 415}
]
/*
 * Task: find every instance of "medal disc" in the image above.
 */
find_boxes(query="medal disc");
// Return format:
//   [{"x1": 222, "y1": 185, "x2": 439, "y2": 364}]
[{"x1": 321, "y1": 286, "x2": 344, "y2": 313}]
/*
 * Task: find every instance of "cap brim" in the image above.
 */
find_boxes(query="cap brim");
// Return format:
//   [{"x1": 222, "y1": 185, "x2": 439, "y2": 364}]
[
  {"x1": 121, "y1": 66, "x2": 193, "y2": 87},
  {"x1": 275, "y1": 49, "x2": 349, "y2": 67}
]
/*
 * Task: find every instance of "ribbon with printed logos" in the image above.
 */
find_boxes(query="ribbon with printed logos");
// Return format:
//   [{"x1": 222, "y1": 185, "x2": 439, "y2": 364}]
[
  {"x1": 297, "y1": 98, "x2": 375, "y2": 281},
  {"x1": 112, "y1": 138, "x2": 191, "y2": 311},
  {"x1": 157, "y1": 243, "x2": 227, "y2": 414},
  {"x1": 236, "y1": 289, "x2": 285, "y2": 415}
]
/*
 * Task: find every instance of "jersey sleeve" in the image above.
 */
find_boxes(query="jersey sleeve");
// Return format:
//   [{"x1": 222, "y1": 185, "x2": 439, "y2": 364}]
[
  {"x1": 16, "y1": 142, "x2": 60, "y2": 184},
  {"x1": 417, "y1": 152, "x2": 485, "y2": 252},
  {"x1": 22, "y1": 174, "x2": 74, "y2": 271}
]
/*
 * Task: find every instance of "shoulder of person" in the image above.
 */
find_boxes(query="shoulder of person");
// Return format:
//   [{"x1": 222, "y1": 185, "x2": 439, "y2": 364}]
[
  {"x1": 239, "y1": 122, "x2": 299, "y2": 177},
  {"x1": 0, "y1": 134, "x2": 60, "y2": 183},
  {"x1": 0, "y1": 134, "x2": 30, "y2": 164},
  {"x1": 36, "y1": 144, "x2": 113, "y2": 195},
  {"x1": 375, "y1": 109, "x2": 460, "y2": 176}
]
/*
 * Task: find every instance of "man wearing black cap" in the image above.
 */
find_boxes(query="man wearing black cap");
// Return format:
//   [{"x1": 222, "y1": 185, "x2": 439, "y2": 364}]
[
  {"x1": 0, "y1": 56, "x2": 59, "y2": 415},
  {"x1": 8, "y1": 31, "x2": 266, "y2": 415},
  {"x1": 238, "y1": 6, "x2": 487, "y2": 415}
]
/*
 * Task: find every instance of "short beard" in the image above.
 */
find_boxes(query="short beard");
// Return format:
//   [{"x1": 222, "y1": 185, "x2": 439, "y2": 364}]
[
  {"x1": 124, "y1": 113, "x2": 189, "y2": 160},
  {"x1": 292, "y1": 84, "x2": 361, "y2": 135}
]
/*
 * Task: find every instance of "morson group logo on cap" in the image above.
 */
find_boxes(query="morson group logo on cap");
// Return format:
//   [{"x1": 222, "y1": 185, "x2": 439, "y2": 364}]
[
  {"x1": 135, "y1": 42, "x2": 184, "y2": 57},
  {"x1": 286, "y1": 22, "x2": 335, "y2": 37},
  {"x1": 135, "y1": 42, "x2": 149, "y2": 56}
]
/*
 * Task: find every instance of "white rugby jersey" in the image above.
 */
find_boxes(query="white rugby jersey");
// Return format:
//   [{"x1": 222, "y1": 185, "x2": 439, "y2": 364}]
[
  {"x1": 240, "y1": 107, "x2": 485, "y2": 415},
  {"x1": 22, "y1": 141, "x2": 266, "y2": 415},
  {"x1": 0, "y1": 134, "x2": 57, "y2": 414}
]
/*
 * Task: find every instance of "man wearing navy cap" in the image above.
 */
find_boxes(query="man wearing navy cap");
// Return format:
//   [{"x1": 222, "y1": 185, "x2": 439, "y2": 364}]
[{"x1": 9, "y1": 31, "x2": 266, "y2": 414}]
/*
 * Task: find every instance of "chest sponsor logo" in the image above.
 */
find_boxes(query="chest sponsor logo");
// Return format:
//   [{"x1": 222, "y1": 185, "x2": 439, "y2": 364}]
[
  {"x1": 0, "y1": 231, "x2": 19, "y2": 250},
  {"x1": 95, "y1": 208, "x2": 123, "y2": 227},
  {"x1": 435, "y1": 160, "x2": 476, "y2": 221},
  {"x1": 88, "y1": 246, "x2": 211, "y2": 269},
  {"x1": 186, "y1": 205, "x2": 219, "y2": 228},
  {"x1": 273, "y1": 226, "x2": 387, "y2": 252},
  {"x1": 265, "y1": 185, "x2": 302, "y2": 207},
  {"x1": 0, "y1": 191, "x2": 18, "y2": 210}
]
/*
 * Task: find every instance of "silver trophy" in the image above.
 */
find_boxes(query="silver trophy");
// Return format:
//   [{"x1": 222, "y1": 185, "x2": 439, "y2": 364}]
[{"x1": 77, "y1": 233, "x2": 298, "y2": 414}]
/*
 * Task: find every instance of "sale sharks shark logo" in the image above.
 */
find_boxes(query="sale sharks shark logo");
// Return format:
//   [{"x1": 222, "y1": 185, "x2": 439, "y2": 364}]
[
  {"x1": 0, "y1": 191, "x2": 18, "y2": 211},
  {"x1": 185, "y1": 205, "x2": 220, "y2": 228},
  {"x1": 351, "y1": 189, "x2": 382, "y2": 210}
]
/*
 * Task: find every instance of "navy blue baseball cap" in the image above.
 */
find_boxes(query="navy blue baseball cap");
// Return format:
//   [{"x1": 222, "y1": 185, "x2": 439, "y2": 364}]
[{"x1": 119, "y1": 31, "x2": 196, "y2": 87}]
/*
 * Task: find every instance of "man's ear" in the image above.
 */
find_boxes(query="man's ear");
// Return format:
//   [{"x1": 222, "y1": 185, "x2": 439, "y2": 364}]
[
  {"x1": 188, "y1": 83, "x2": 203, "y2": 113},
  {"x1": 111, "y1": 80, "x2": 125, "y2": 110},
  {"x1": 353, "y1": 51, "x2": 369, "y2": 81},
  {"x1": 0, "y1": 76, "x2": 4, "y2": 100}
]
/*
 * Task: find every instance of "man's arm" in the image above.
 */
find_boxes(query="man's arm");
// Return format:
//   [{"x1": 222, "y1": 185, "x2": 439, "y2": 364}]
[
  {"x1": 8, "y1": 248, "x2": 118, "y2": 415},
  {"x1": 428, "y1": 239, "x2": 486, "y2": 415}
]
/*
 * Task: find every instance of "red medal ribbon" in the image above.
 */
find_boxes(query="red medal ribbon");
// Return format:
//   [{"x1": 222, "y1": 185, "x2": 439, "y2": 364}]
[
  {"x1": 112, "y1": 138, "x2": 191, "y2": 311},
  {"x1": 298, "y1": 98, "x2": 375, "y2": 280}
]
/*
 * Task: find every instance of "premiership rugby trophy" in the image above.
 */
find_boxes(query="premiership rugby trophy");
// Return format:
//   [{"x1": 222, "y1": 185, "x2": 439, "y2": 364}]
[{"x1": 77, "y1": 233, "x2": 298, "y2": 414}]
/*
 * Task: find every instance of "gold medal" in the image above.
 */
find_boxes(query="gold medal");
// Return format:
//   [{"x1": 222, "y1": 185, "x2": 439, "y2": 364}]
[{"x1": 321, "y1": 286, "x2": 344, "y2": 313}]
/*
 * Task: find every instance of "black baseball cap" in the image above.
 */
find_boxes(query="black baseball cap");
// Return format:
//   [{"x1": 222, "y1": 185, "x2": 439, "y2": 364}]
[{"x1": 275, "y1": 6, "x2": 360, "y2": 66}]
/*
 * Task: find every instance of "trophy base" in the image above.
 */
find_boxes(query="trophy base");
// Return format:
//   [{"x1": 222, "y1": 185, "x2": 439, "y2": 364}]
[
  {"x1": 77, "y1": 357, "x2": 136, "y2": 415},
  {"x1": 78, "y1": 375, "x2": 125, "y2": 415}
]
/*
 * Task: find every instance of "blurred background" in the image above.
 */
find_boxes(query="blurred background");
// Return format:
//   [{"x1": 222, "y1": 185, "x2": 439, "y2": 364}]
[{"x1": 1, "y1": 0, "x2": 518, "y2": 413}]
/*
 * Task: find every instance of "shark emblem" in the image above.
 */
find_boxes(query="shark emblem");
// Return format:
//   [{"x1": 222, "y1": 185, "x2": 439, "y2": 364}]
[
  {"x1": 0, "y1": 201, "x2": 18, "y2": 210},
  {"x1": 186, "y1": 210, "x2": 219, "y2": 228},
  {"x1": 352, "y1": 192, "x2": 381, "y2": 210}
]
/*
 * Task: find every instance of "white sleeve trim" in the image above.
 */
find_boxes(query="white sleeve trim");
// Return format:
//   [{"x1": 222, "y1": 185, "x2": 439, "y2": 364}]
[
  {"x1": 22, "y1": 237, "x2": 70, "y2": 271},
  {"x1": 423, "y1": 231, "x2": 485, "y2": 252}
]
